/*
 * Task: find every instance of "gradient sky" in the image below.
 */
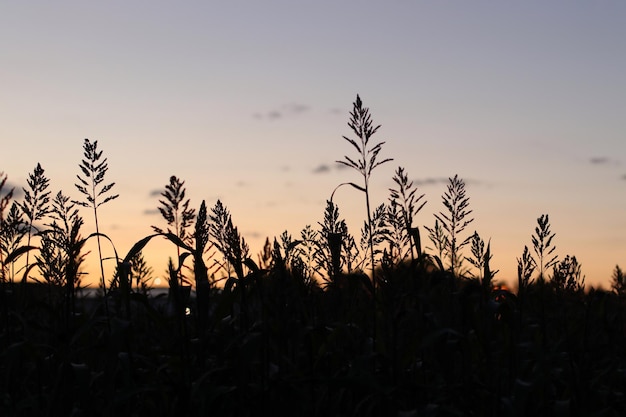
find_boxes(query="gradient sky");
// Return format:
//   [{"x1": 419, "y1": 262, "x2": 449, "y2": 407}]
[{"x1": 2, "y1": 1, "x2": 625, "y2": 289}]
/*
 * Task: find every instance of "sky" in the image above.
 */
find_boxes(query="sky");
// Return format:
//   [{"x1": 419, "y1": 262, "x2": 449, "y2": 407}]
[{"x1": 2, "y1": 0, "x2": 625, "y2": 289}]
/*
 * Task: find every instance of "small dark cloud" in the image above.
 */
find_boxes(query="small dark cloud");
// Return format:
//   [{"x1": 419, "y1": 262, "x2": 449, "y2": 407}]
[
  {"x1": 254, "y1": 102, "x2": 310, "y2": 120},
  {"x1": 245, "y1": 230, "x2": 263, "y2": 240},
  {"x1": 413, "y1": 178, "x2": 449, "y2": 186},
  {"x1": 280, "y1": 165, "x2": 291, "y2": 172},
  {"x1": 313, "y1": 164, "x2": 331, "y2": 174},
  {"x1": 313, "y1": 161, "x2": 349, "y2": 174},
  {"x1": 143, "y1": 208, "x2": 160, "y2": 216},
  {"x1": 413, "y1": 177, "x2": 485, "y2": 187},
  {"x1": 286, "y1": 103, "x2": 309, "y2": 114},
  {"x1": 267, "y1": 111, "x2": 282, "y2": 120},
  {"x1": 590, "y1": 156, "x2": 620, "y2": 166},
  {"x1": 330, "y1": 108, "x2": 343, "y2": 115},
  {"x1": 236, "y1": 181, "x2": 247, "y2": 187},
  {"x1": 149, "y1": 189, "x2": 161, "y2": 197},
  {"x1": 622, "y1": 174, "x2": 626, "y2": 181},
  {"x1": 590, "y1": 157, "x2": 610, "y2": 165}
]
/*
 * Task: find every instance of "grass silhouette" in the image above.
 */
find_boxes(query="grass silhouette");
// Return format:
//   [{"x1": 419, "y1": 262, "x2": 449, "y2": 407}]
[{"x1": 0, "y1": 96, "x2": 625, "y2": 416}]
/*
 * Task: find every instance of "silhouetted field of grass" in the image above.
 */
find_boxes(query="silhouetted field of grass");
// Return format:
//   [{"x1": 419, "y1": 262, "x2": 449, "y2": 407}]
[{"x1": 1, "y1": 96, "x2": 626, "y2": 416}]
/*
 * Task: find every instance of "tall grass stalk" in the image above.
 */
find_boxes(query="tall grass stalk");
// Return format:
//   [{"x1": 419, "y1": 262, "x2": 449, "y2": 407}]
[
  {"x1": 152, "y1": 175, "x2": 195, "y2": 285},
  {"x1": 432, "y1": 174, "x2": 473, "y2": 276},
  {"x1": 531, "y1": 214, "x2": 557, "y2": 283},
  {"x1": 337, "y1": 94, "x2": 392, "y2": 284},
  {"x1": 20, "y1": 163, "x2": 50, "y2": 275},
  {"x1": 73, "y1": 139, "x2": 119, "y2": 324},
  {"x1": 0, "y1": 173, "x2": 14, "y2": 283},
  {"x1": 388, "y1": 166, "x2": 426, "y2": 261}
]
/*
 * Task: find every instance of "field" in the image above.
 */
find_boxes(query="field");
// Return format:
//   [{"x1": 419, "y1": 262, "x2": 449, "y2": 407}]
[{"x1": 1, "y1": 96, "x2": 625, "y2": 416}]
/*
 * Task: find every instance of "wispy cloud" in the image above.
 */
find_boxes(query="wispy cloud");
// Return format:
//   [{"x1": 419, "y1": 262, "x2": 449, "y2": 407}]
[
  {"x1": 143, "y1": 208, "x2": 160, "y2": 216},
  {"x1": 413, "y1": 177, "x2": 486, "y2": 187},
  {"x1": 590, "y1": 157, "x2": 610, "y2": 165},
  {"x1": 254, "y1": 102, "x2": 311, "y2": 121},
  {"x1": 312, "y1": 164, "x2": 331, "y2": 174},
  {"x1": 590, "y1": 156, "x2": 620, "y2": 166},
  {"x1": 312, "y1": 162, "x2": 348, "y2": 174}
]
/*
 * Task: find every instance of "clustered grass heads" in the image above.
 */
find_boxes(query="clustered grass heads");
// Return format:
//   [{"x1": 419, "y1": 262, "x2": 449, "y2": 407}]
[
  {"x1": 0, "y1": 173, "x2": 14, "y2": 282},
  {"x1": 292, "y1": 225, "x2": 318, "y2": 283},
  {"x1": 152, "y1": 176, "x2": 195, "y2": 245},
  {"x1": 152, "y1": 175, "x2": 195, "y2": 285},
  {"x1": 73, "y1": 138, "x2": 119, "y2": 297},
  {"x1": 128, "y1": 250, "x2": 154, "y2": 294},
  {"x1": 337, "y1": 94, "x2": 392, "y2": 281},
  {"x1": 531, "y1": 213, "x2": 558, "y2": 283},
  {"x1": 208, "y1": 199, "x2": 249, "y2": 281},
  {"x1": 517, "y1": 245, "x2": 537, "y2": 292},
  {"x1": 193, "y1": 200, "x2": 211, "y2": 331},
  {"x1": 431, "y1": 174, "x2": 474, "y2": 276},
  {"x1": 551, "y1": 255, "x2": 585, "y2": 293},
  {"x1": 0, "y1": 202, "x2": 28, "y2": 282},
  {"x1": 37, "y1": 191, "x2": 86, "y2": 315},
  {"x1": 611, "y1": 265, "x2": 625, "y2": 295},
  {"x1": 425, "y1": 219, "x2": 449, "y2": 270},
  {"x1": 20, "y1": 163, "x2": 50, "y2": 271},
  {"x1": 315, "y1": 200, "x2": 350, "y2": 282},
  {"x1": 357, "y1": 203, "x2": 388, "y2": 272},
  {"x1": 465, "y1": 231, "x2": 498, "y2": 287},
  {"x1": 388, "y1": 166, "x2": 426, "y2": 260}
]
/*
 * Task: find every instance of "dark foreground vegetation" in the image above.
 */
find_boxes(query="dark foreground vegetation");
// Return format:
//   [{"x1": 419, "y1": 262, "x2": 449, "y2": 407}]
[{"x1": 2, "y1": 96, "x2": 626, "y2": 416}]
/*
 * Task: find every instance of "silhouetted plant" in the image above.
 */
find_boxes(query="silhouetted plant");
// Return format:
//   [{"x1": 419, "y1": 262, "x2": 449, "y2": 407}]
[
  {"x1": 466, "y1": 231, "x2": 498, "y2": 286},
  {"x1": 152, "y1": 176, "x2": 195, "y2": 245},
  {"x1": 551, "y1": 255, "x2": 584, "y2": 292},
  {"x1": 20, "y1": 163, "x2": 50, "y2": 272},
  {"x1": 315, "y1": 200, "x2": 350, "y2": 282},
  {"x1": 611, "y1": 265, "x2": 625, "y2": 295},
  {"x1": 531, "y1": 214, "x2": 557, "y2": 282},
  {"x1": 0, "y1": 202, "x2": 27, "y2": 282},
  {"x1": 431, "y1": 174, "x2": 474, "y2": 275},
  {"x1": 382, "y1": 200, "x2": 405, "y2": 265},
  {"x1": 0, "y1": 173, "x2": 14, "y2": 282},
  {"x1": 336, "y1": 94, "x2": 392, "y2": 281},
  {"x1": 208, "y1": 199, "x2": 248, "y2": 281},
  {"x1": 37, "y1": 191, "x2": 86, "y2": 316},
  {"x1": 357, "y1": 203, "x2": 388, "y2": 272},
  {"x1": 129, "y1": 250, "x2": 154, "y2": 294},
  {"x1": 425, "y1": 219, "x2": 449, "y2": 270},
  {"x1": 193, "y1": 200, "x2": 211, "y2": 331},
  {"x1": 73, "y1": 138, "x2": 118, "y2": 302},
  {"x1": 517, "y1": 245, "x2": 537, "y2": 292},
  {"x1": 293, "y1": 225, "x2": 318, "y2": 282},
  {"x1": 388, "y1": 166, "x2": 426, "y2": 260},
  {"x1": 257, "y1": 237, "x2": 272, "y2": 270},
  {"x1": 152, "y1": 175, "x2": 195, "y2": 285}
]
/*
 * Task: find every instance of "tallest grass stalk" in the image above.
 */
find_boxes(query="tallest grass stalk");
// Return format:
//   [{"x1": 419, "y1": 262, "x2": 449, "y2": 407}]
[
  {"x1": 337, "y1": 95, "x2": 392, "y2": 284},
  {"x1": 74, "y1": 139, "x2": 119, "y2": 322}
]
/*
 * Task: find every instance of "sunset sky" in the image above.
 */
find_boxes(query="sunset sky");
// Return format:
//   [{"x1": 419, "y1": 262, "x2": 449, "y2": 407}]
[{"x1": 2, "y1": 1, "x2": 625, "y2": 289}]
